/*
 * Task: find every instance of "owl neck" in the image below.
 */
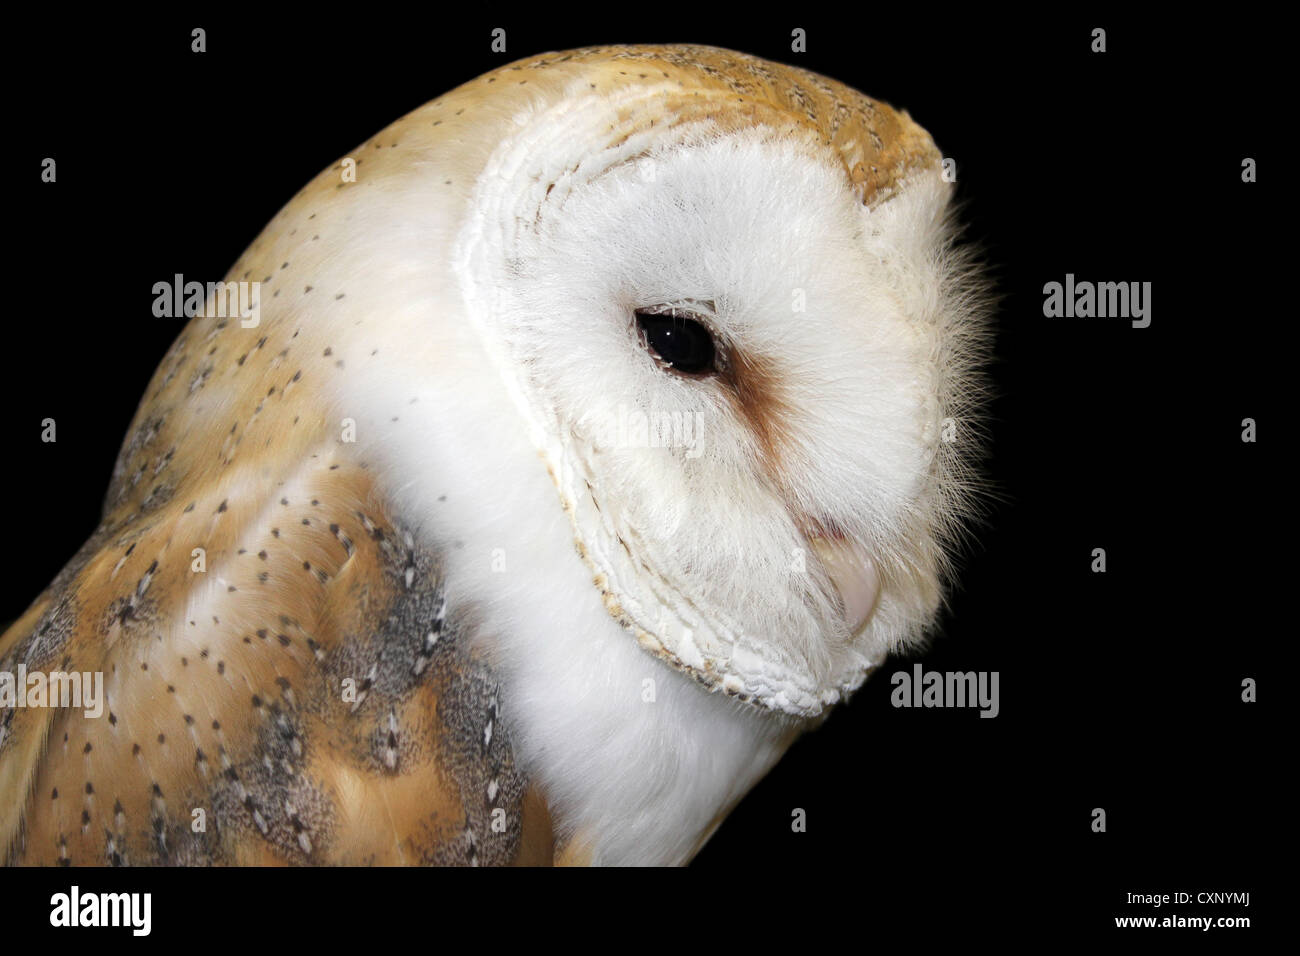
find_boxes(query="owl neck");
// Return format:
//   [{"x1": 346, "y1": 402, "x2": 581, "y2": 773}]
[{"x1": 339, "y1": 328, "x2": 799, "y2": 864}]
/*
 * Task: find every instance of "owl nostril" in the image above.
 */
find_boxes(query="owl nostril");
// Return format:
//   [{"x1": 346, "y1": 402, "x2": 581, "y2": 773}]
[
  {"x1": 634, "y1": 308, "x2": 717, "y2": 375},
  {"x1": 796, "y1": 514, "x2": 850, "y2": 543}
]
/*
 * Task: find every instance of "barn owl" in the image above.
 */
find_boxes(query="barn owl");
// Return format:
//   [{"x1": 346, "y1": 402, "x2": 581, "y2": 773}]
[{"x1": 0, "y1": 44, "x2": 987, "y2": 866}]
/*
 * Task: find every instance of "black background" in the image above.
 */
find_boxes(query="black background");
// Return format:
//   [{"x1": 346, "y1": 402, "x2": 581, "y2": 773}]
[{"x1": 4, "y1": 8, "x2": 1278, "y2": 940}]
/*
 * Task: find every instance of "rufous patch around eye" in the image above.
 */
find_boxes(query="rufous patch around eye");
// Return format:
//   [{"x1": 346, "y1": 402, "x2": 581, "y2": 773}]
[{"x1": 719, "y1": 344, "x2": 793, "y2": 483}]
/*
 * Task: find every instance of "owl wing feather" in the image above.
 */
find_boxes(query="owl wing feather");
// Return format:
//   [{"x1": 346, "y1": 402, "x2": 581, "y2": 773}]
[{"x1": 1, "y1": 408, "x2": 556, "y2": 866}]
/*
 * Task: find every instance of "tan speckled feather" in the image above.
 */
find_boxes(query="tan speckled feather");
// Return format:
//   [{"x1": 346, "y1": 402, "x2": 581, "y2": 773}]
[{"x1": 0, "y1": 45, "x2": 939, "y2": 866}]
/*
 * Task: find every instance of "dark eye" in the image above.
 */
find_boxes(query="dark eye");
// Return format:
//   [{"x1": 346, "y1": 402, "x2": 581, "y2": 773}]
[{"x1": 635, "y1": 309, "x2": 717, "y2": 375}]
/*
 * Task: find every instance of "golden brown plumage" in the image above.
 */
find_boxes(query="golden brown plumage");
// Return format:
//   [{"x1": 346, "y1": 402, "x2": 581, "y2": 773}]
[{"x1": 2, "y1": 446, "x2": 561, "y2": 864}]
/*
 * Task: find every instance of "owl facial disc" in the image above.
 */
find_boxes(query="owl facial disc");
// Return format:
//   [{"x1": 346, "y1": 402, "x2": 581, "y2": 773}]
[{"x1": 452, "y1": 46, "x2": 978, "y2": 719}]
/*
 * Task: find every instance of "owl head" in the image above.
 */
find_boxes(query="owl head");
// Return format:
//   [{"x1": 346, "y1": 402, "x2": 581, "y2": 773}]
[{"x1": 452, "y1": 46, "x2": 988, "y2": 717}]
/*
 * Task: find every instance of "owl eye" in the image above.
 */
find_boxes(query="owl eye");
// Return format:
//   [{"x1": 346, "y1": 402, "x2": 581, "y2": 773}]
[{"x1": 635, "y1": 309, "x2": 717, "y2": 375}]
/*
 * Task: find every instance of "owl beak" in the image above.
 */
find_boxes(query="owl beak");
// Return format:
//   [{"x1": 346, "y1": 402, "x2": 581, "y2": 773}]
[{"x1": 808, "y1": 535, "x2": 880, "y2": 636}]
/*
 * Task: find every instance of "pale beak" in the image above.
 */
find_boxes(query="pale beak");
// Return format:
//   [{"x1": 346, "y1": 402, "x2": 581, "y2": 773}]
[{"x1": 808, "y1": 535, "x2": 880, "y2": 635}]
